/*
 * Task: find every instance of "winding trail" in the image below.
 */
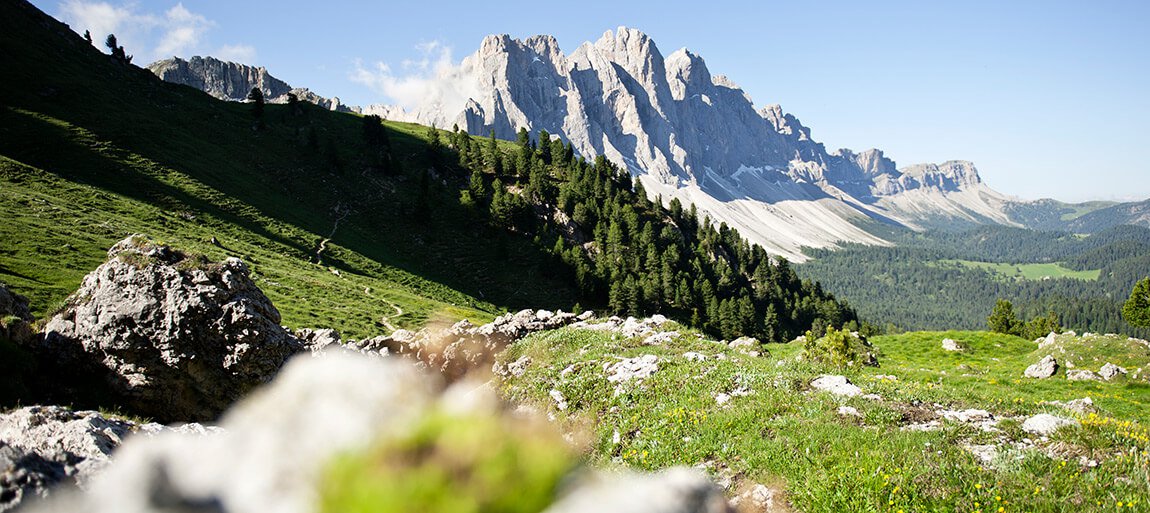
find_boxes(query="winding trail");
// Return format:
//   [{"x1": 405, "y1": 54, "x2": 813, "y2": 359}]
[
  {"x1": 314, "y1": 202, "x2": 351, "y2": 265},
  {"x1": 363, "y1": 286, "x2": 405, "y2": 332}
]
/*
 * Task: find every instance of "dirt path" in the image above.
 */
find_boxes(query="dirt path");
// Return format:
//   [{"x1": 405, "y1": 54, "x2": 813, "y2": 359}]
[
  {"x1": 314, "y1": 202, "x2": 351, "y2": 265},
  {"x1": 363, "y1": 286, "x2": 405, "y2": 331}
]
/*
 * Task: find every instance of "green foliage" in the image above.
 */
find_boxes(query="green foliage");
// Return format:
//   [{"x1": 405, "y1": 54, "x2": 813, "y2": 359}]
[
  {"x1": 0, "y1": 4, "x2": 855, "y2": 347},
  {"x1": 987, "y1": 299, "x2": 1023, "y2": 336},
  {"x1": 501, "y1": 327, "x2": 1150, "y2": 513},
  {"x1": 320, "y1": 410, "x2": 574, "y2": 513},
  {"x1": 800, "y1": 225, "x2": 1150, "y2": 338},
  {"x1": 1124, "y1": 277, "x2": 1150, "y2": 328},
  {"x1": 1021, "y1": 311, "x2": 1061, "y2": 340},
  {"x1": 802, "y1": 326, "x2": 877, "y2": 368},
  {"x1": 246, "y1": 87, "x2": 264, "y2": 120}
]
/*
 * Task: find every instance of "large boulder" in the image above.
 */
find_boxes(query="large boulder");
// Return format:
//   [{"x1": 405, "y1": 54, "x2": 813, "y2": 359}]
[
  {"x1": 0, "y1": 283, "x2": 32, "y2": 322},
  {"x1": 35, "y1": 236, "x2": 303, "y2": 421}
]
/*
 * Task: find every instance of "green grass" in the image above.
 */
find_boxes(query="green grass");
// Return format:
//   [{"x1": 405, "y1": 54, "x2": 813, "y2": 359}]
[
  {"x1": 940, "y1": 260, "x2": 1101, "y2": 281},
  {"x1": 498, "y1": 328, "x2": 1150, "y2": 511},
  {"x1": 0, "y1": 2, "x2": 590, "y2": 337},
  {"x1": 1060, "y1": 202, "x2": 1117, "y2": 222}
]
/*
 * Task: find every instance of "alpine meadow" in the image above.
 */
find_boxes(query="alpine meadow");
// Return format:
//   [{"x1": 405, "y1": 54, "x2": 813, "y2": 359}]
[{"x1": 2, "y1": 1, "x2": 1148, "y2": 512}]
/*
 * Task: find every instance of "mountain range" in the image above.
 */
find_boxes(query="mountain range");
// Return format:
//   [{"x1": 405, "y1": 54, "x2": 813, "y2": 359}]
[{"x1": 148, "y1": 28, "x2": 1149, "y2": 261}]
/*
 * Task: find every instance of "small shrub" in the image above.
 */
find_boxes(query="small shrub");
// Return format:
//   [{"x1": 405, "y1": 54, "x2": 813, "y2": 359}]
[{"x1": 803, "y1": 326, "x2": 879, "y2": 368}]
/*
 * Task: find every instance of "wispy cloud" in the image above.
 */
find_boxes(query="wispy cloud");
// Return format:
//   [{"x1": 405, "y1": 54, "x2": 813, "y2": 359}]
[
  {"x1": 57, "y1": 1, "x2": 251, "y2": 64},
  {"x1": 350, "y1": 41, "x2": 479, "y2": 117},
  {"x1": 216, "y1": 44, "x2": 257, "y2": 64}
]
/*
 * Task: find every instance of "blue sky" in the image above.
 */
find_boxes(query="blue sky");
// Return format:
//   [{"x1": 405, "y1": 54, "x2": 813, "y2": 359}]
[{"x1": 31, "y1": 0, "x2": 1150, "y2": 202}]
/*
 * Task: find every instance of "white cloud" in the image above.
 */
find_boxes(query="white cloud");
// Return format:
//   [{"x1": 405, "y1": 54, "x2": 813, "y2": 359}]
[
  {"x1": 56, "y1": 1, "x2": 248, "y2": 64},
  {"x1": 216, "y1": 44, "x2": 257, "y2": 64},
  {"x1": 153, "y1": 4, "x2": 212, "y2": 58},
  {"x1": 350, "y1": 41, "x2": 480, "y2": 121}
]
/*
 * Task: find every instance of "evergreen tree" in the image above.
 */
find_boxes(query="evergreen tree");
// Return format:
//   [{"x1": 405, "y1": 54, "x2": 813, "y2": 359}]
[
  {"x1": 413, "y1": 166, "x2": 431, "y2": 222},
  {"x1": 83, "y1": 30, "x2": 92, "y2": 44},
  {"x1": 1123, "y1": 277, "x2": 1150, "y2": 328},
  {"x1": 469, "y1": 167, "x2": 489, "y2": 204},
  {"x1": 1022, "y1": 311, "x2": 1061, "y2": 340},
  {"x1": 987, "y1": 299, "x2": 1022, "y2": 336},
  {"x1": 104, "y1": 33, "x2": 131, "y2": 63},
  {"x1": 246, "y1": 87, "x2": 265, "y2": 122}
]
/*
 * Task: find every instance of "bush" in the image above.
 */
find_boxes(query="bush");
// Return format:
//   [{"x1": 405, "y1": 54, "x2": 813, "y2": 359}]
[{"x1": 803, "y1": 326, "x2": 879, "y2": 368}]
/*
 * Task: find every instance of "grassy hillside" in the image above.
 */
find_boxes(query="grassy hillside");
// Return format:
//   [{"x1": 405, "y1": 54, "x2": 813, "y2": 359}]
[
  {"x1": 500, "y1": 327, "x2": 1150, "y2": 511},
  {"x1": 0, "y1": 1, "x2": 604, "y2": 336},
  {"x1": 0, "y1": 1, "x2": 860, "y2": 346}
]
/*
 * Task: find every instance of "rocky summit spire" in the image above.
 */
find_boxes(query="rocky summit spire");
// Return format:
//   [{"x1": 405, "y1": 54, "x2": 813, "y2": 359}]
[{"x1": 367, "y1": 29, "x2": 1014, "y2": 260}]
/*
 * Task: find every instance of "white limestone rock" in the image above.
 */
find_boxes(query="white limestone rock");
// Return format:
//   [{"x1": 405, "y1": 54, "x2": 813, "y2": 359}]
[
  {"x1": 810, "y1": 375, "x2": 862, "y2": 398},
  {"x1": 1024, "y1": 355, "x2": 1058, "y2": 379}
]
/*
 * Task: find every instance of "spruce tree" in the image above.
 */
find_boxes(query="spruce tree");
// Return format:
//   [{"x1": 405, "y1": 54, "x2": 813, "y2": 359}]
[
  {"x1": 1123, "y1": 277, "x2": 1150, "y2": 328},
  {"x1": 987, "y1": 299, "x2": 1022, "y2": 336}
]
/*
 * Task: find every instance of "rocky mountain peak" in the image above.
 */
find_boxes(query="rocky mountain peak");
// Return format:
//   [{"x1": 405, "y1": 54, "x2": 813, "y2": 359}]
[
  {"x1": 147, "y1": 56, "x2": 355, "y2": 113},
  {"x1": 363, "y1": 28, "x2": 1011, "y2": 258},
  {"x1": 666, "y1": 48, "x2": 713, "y2": 101}
]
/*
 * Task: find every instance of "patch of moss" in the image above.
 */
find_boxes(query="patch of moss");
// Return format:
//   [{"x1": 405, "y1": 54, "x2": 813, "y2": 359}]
[{"x1": 320, "y1": 409, "x2": 575, "y2": 513}]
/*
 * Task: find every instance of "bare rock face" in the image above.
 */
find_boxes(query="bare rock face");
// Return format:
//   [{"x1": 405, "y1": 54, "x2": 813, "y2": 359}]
[
  {"x1": 365, "y1": 28, "x2": 1017, "y2": 260},
  {"x1": 0, "y1": 283, "x2": 32, "y2": 322},
  {"x1": 147, "y1": 56, "x2": 356, "y2": 113},
  {"x1": 1024, "y1": 355, "x2": 1058, "y2": 379},
  {"x1": 36, "y1": 236, "x2": 303, "y2": 422}
]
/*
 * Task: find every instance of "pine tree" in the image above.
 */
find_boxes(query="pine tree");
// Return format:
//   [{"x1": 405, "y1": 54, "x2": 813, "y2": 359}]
[
  {"x1": 1123, "y1": 277, "x2": 1150, "y2": 328},
  {"x1": 469, "y1": 167, "x2": 489, "y2": 204},
  {"x1": 246, "y1": 87, "x2": 265, "y2": 121},
  {"x1": 987, "y1": 298, "x2": 1022, "y2": 336}
]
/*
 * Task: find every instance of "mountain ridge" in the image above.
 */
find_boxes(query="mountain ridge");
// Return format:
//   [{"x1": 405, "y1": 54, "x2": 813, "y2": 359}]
[
  {"x1": 360, "y1": 27, "x2": 1019, "y2": 260},
  {"x1": 143, "y1": 30, "x2": 1150, "y2": 259},
  {"x1": 147, "y1": 55, "x2": 357, "y2": 113}
]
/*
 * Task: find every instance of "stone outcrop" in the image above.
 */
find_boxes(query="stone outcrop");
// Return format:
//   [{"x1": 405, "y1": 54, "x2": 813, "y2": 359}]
[
  {"x1": 35, "y1": 236, "x2": 303, "y2": 421},
  {"x1": 0, "y1": 406, "x2": 143, "y2": 509},
  {"x1": 0, "y1": 283, "x2": 32, "y2": 322},
  {"x1": 1099, "y1": 363, "x2": 1128, "y2": 380},
  {"x1": 147, "y1": 56, "x2": 356, "y2": 113},
  {"x1": 1022, "y1": 414, "x2": 1077, "y2": 436},
  {"x1": 941, "y1": 338, "x2": 963, "y2": 352},
  {"x1": 810, "y1": 375, "x2": 862, "y2": 398},
  {"x1": 1024, "y1": 355, "x2": 1058, "y2": 379},
  {"x1": 388, "y1": 308, "x2": 586, "y2": 381}
]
